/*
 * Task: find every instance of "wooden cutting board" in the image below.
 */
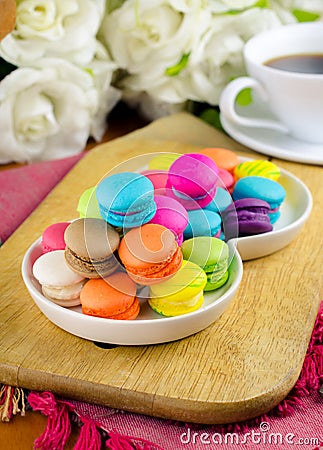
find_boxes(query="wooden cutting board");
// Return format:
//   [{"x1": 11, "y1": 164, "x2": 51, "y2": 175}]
[{"x1": 1, "y1": 113, "x2": 322, "y2": 424}]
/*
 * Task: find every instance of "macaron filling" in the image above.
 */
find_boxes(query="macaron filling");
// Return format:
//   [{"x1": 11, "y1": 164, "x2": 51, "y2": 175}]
[{"x1": 65, "y1": 247, "x2": 118, "y2": 278}]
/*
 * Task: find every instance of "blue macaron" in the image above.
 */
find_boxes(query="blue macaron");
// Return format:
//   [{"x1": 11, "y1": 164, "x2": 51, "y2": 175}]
[
  {"x1": 232, "y1": 176, "x2": 286, "y2": 224},
  {"x1": 184, "y1": 209, "x2": 222, "y2": 240},
  {"x1": 96, "y1": 172, "x2": 156, "y2": 228},
  {"x1": 204, "y1": 187, "x2": 233, "y2": 213}
]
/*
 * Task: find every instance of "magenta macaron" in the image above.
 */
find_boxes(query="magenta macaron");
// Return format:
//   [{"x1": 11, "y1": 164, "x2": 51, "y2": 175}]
[
  {"x1": 148, "y1": 195, "x2": 189, "y2": 245},
  {"x1": 41, "y1": 222, "x2": 70, "y2": 253},
  {"x1": 165, "y1": 153, "x2": 219, "y2": 210}
]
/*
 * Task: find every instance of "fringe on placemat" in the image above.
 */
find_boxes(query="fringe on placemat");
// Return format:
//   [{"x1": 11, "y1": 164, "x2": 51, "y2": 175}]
[
  {"x1": 0, "y1": 385, "x2": 26, "y2": 422},
  {"x1": 5, "y1": 302, "x2": 322, "y2": 449},
  {"x1": 27, "y1": 391, "x2": 164, "y2": 450}
]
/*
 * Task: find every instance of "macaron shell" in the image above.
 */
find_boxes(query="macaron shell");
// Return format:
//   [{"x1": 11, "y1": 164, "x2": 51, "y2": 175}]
[
  {"x1": 118, "y1": 224, "x2": 178, "y2": 272},
  {"x1": 234, "y1": 160, "x2": 280, "y2": 181},
  {"x1": 77, "y1": 186, "x2": 102, "y2": 219},
  {"x1": 149, "y1": 195, "x2": 188, "y2": 239},
  {"x1": 204, "y1": 187, "x2": 233, "y2": 213},
  {"x1": 148, "y1": 290, "x2": 204, "y2": 317},
  {"x1": 184, "y1": 209, "x2": 222, "y2": 240},
  {"x1": 96, "y1": 172, "x2": 156, "y2": 228},
  {"x1": 41, "y1": 222, "x2": 70, "y2": 253},
  {"x1": 64, "y1": 218, "x2": 120, "y2": 260},
  {"x1": 33, "y1": 250, "x2": 85, "y2": 287},
  {"x1": 232, "y1": 176, "x2": 286, "y2": 210},
  {"x1": 80, "y1": 273, "x2": 137, "y2": 319},
  {"x1": 141, "y1": 170, "x2": 168, "y2": 192},
  {"x1": 199, "y1": 147, "x2": 240, "y2": 173},
  {"x1": 181, "y1": 236, "x2": 229, "y2": 271},
  {"x1": 149, "y1": 260, "x2": 207, "y2": 303},
  {"x1": 167, "y1": 153, "x2": 219, "y2": 208},
  {"x1": 148, "y1": 153, "x2": 180, "y2": 171},
  {"x1": 205, "y1": 270, "x2": 229, "y2": 291},
  {"x1": 127, "y1": 247, "x2": 183, "y2": 285}
]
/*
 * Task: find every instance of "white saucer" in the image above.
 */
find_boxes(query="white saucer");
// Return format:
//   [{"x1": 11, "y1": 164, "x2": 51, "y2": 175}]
[{"x1": 220, "y1": 100, "x2": 323, "y2": 165}]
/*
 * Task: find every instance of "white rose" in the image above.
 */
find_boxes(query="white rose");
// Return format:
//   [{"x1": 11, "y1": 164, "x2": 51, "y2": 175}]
[
  {"x1": 0, "y1": 58, "x2": 119, "y2": 163},
  {"x1": 120, "y1": 6, "x2": 285, "y2": 105},
  {"x1": 178, "y1": 8, "x2": 285, "y2": 104},
  {"x1": 0, "y1": 0, "x2": 106, "y2": 66},
  {"x1": 208, "y1": 0, "x2": 262, "y2": 13},
  {"x1": 100, "y1": 0, "x2": 211, "y2": 77}
]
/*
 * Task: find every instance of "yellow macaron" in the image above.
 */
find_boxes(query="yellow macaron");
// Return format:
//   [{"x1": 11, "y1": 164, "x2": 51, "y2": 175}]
[{"x1": 148, "y1": 260, "x2": 207, "y2": 317}]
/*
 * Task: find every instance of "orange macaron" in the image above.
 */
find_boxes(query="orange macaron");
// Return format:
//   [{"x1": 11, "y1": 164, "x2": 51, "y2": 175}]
[
  {"x1": 80, "y1": 272, "x2": 140, "y2": 320},
  {"x1": 118, "y1": 223, "x2": 183, "y2": 285},
  {"x1": 199, "y1": 147, "x2": 240, "y2": 174}
]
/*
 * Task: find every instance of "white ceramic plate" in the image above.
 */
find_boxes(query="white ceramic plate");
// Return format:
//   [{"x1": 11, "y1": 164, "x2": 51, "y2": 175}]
[
  {"x1": 220, "y1": 99, "x2": 323, "y2": 165},
  {"x1": 233, "y1": 160, "x2": 313, "y2": 260},
  {"x1": 22, "y1": 240, "x2": 243, "y2": 345}
]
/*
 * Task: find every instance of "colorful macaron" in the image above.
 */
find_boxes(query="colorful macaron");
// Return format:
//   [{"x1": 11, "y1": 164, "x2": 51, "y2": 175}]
[
  {"x1": 232, "y1": 176, "x2": 286, "y2": 224},
  {"x1": 141, "y1": 170, "x2": 168, "y2": 195},
  {"x1": 80, "y1": 272, "x2": 140, "y2": 320},
  {"x1": 166, "y1": 153, "x2": 219, "y2": 210},
  {"x1": 33, "y1": 250, "x2": 86, "y2": 307},
  {"x1": 148, "y1": 260, "x2": 207, "y2": 316},
  {"x1": 234, "y1": 160, "x2": 280, "y2": 181},
  {"x1": 184, "y1": 209, "x2": 222, "y2": 240},
  {"x1": 204, "y1": 187, "x2": 233, "y2": 214},
  {"x1": 223, "y1": 198, "x2": 273, "y2": 238},
  {"x1": 148, "y1": 195, "x2": 188, "y2": 245},
  {"x1": 118, "y1": 223, "x2": 183, "y2": 285},
  {"x1": 96, "y1": 172, "x2": 156, "y2": 229},
  {"x1": 181, "y1": 237, "x2": 229, "y2": 291},
  {"x1": 199, "y1": 147, "x2": 240, "y2": 174},
  {"x1": 77, "y1": 186, "x2": 102, "y2": 219},
  {"x1": 41, "y1": 222, "x2": 70, "y2": 253},
  {"x1": 148, "y1": 152, "x2": 180, "y2": 171},
  {"x1": 64, "y1": 218, "x2": 120, "y2": 278},
  {"x1": 217, "y1": 167, "x2": 235, "y2": 192}
]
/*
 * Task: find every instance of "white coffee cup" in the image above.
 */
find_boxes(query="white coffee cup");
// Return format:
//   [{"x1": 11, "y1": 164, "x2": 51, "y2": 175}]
[{"x1": 219, "y1": 22, "x2": 323, "y2": 144}]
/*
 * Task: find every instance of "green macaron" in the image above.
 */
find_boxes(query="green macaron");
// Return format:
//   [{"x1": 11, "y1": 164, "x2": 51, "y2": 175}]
[{"x1": 180, "y1": 236, "x2": 229, "y2": 291}]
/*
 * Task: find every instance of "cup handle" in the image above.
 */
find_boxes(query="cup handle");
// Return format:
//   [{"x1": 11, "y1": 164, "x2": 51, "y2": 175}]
[{"x1": 219, "y1": 77, "x2": 289, "y2": 134}]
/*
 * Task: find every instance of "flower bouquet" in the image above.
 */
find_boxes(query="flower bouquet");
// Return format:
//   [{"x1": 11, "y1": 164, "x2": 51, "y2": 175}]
[{"x1": 0, "y1": 0, "x2": 322, "y2": 163}]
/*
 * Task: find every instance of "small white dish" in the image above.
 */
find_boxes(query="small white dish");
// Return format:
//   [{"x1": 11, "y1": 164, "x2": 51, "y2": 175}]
[
  {"x1": 233, "y1": 160, "x2": 313, "y2": 260},
  {"x1": 22, "y1": 241, "x2": 243, "y2": 346},
  {"x1": 220, "y1": 99, "x2": 323, "y2": 165}
]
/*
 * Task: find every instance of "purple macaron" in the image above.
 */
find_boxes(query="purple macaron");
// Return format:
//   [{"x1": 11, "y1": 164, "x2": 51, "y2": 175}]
[
  {"x1": 165, "y1": 153, "x2": 219, "y2": 210},
  {"x1": 223, "y1": 198, "x2": 273, "y2": 239}
]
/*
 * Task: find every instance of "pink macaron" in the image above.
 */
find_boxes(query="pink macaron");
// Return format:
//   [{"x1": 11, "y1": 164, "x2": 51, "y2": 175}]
[
  {"x1": 217, "y1": 168, "x2": 234, "y2": 193},
  {"x1": 148, "y1": 195, "x2": 189, "y2": 246},
  {"x1": 166, "y1": 153, "x2": 219, "y2": 210},
  {"x1": 141, "y1": 169, "x2": 168, "y2": 195},
  {"x1": 41, "y1": 222, "x2": 70, "y2": 253}
]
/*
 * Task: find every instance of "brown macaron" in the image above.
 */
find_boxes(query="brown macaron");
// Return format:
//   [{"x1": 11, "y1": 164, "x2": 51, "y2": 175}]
[{"x1": 64, "y1": 218, "x2": 120, "y2": 278}]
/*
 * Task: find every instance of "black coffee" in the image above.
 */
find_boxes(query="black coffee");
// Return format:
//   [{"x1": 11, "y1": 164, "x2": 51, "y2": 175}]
[{"x1": 264, "y1": 53, "x2": 323, "y2": 74}]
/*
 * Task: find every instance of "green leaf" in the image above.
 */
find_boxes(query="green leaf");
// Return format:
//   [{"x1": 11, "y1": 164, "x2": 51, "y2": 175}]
[
  {"x1": 253, "y1": 0, "x2": 269, "y2": 7},
  {"x1": 292, "y1": 9, "x2": 320, "y2": 22},
  {"x1": 236, "y1": 87, "x2": 252, "y2": 106},
  {"x1": 165, "y1": 53, "x2": 190, "y2": 77},
  {"x1": 199, "y1": 108, "x2": 224, "y2": 132},
  {"x1": 0, "y1": 58, "x2": 17, "y2": 81}
]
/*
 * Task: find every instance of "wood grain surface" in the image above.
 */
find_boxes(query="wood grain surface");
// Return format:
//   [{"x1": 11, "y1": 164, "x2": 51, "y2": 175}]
[
  {"x1": 0, "y1": 0, "x2": 16, "y2": 40},
  {"x1": 1, "y1": 113, "x2": 322, "y2": 425}
]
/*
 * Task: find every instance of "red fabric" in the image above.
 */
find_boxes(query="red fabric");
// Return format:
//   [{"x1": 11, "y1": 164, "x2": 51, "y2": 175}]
[{"x1": 0, "y1": 153, "x2": 84, "y2": 244}]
